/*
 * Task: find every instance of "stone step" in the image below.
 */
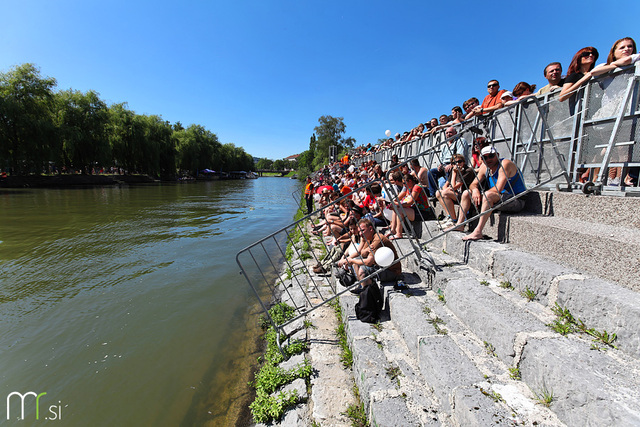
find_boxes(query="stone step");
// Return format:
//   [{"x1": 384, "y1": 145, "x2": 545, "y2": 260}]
[{"x1": 417, "y1": 228, "x2": 640, "y2": 361}]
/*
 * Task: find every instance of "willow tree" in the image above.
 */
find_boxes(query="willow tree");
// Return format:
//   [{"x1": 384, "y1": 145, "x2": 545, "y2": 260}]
[
  {"x1": 55, "y1": 89, "x2": 110, "y2": 174},
  {"x1": 0, "y1": 63, "x2": 57, "y2": 174}
]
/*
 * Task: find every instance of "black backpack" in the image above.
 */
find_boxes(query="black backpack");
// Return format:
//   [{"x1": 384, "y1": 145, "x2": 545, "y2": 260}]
[{"x1": 355, "y1": 282, "x2": 383, "y2": 323}]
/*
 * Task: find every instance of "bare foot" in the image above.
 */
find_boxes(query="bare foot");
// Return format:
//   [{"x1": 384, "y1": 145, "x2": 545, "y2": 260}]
[
  {"x1": 462, "y1": 231, "x2": 483, "y2": 241},
  {"x1": 445, "y1": 225, "x2": 465, "y2": 232}
]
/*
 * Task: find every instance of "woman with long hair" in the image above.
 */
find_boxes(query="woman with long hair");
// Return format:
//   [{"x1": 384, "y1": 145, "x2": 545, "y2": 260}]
[
  {"x1": 559, "y1": 47, "x2": 599, "y2": 104},
  {"x1": 591, "y1": 37, "x2": 639, "y2": 186}
]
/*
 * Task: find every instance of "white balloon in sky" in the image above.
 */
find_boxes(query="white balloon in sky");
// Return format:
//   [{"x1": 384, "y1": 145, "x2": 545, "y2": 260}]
[
  {"x1": 385, "y1": 129, "x2": 391, "y2": 137},
  {"x1": 374, "y1": 247, "x2": 394, "y2": 267}
]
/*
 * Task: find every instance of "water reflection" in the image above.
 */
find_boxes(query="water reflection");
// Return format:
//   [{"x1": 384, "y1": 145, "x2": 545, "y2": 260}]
[{"x1": 0, "y1": 178, "x2": 301, "y2": 426}]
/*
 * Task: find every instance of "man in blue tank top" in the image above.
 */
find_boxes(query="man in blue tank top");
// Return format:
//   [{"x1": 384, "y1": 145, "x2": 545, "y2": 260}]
[{"x1": 446, "y1": 146, "x2": 526, "y2": 241}]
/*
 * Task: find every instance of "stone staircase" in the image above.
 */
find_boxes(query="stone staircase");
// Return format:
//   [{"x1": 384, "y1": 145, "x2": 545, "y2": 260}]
[{"x1": 336, "y1": 191, "x2": 640, "y2": 426}]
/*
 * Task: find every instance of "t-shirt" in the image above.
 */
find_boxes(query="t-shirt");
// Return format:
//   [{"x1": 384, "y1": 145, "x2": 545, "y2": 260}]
[
  {"x1": 536, "y1": 79, "x2": 565, "y2": 95},
  {"x1": 564, "y1": 72, "x2": 585, "y2": 114},
  {"x1": 481, "y1": 90, "x2": 506, "y2": 110}
]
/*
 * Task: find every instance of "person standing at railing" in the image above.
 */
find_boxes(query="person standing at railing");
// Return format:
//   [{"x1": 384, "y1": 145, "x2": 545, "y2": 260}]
[
  {"x1": 536, "y1": 62, "x2": 564, "y2": 95},
  {"x1": 591, "y1": 37, "x2": 639, "y2": 187},
  {"x1": 446, "y1": 146, "x2": 526, "y2": 241},
  {"x1": 469, "y1": 80, "x2": 506, "y2": 118},
  {"x1": 559, "y1": 47, "x2": 599, "y2": 108},
  {"x1": 304, "y1": 177, "x2": 315, "y2": 215},
  {"x1": 463, "y1": 97, "x2": 480, "y2": 120}
]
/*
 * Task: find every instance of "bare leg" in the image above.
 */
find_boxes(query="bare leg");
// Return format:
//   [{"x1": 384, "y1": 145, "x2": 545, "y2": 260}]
[{"x1": 462, "y1": 190, "x2": 500, "y2": 240}]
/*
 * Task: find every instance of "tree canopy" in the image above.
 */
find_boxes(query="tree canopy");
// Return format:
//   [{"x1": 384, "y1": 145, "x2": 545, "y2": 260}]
[{"x1": 0, "y1": 63, "x2": 255, "y2": 177}]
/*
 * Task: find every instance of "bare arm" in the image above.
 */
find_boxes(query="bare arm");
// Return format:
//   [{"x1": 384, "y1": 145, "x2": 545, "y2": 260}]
[{"x1": 559, "y1": 72, "x2": 592, "y2": 102}]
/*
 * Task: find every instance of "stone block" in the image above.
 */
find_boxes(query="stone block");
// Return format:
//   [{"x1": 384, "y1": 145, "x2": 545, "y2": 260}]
[
  {"x1": 352, "y1": 337, "x2": 395, "y2": 412},
  {"x1": 446, "y1": 279, "x2": 546, "y2": 364},
  {"x1": 519, "y1": 336, "x2": 640, "y2": 426},
  {"x1": 418, "y1": 335, "x2": 484, "y2": 412},
  {"x1": 389, "y1": 295, "x2": 435, "y2": 358},
  {"x1": 370, "y1": 396, "x2": 423, "y2": 427},
  {"x1": 492, "y1": 249, "x2": 575, "y2": 305},
  {"x1": 444, "y1": 233, "x2": 505, "y2": 274},
  {"x1": 452, "y1": 386, "x2": 515, "y2": 426},
  {"x1": 557, "y1": 277, "x2": 640, "y2": 359}
]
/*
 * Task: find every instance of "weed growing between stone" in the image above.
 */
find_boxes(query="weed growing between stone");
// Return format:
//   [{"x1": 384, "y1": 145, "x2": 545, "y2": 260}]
[
  {"x1": 547, "y1": 303, "x2": 617, "y2": 349},
  {"x1": 480, "y1": 387, "x2": 504, "y2": 403},
  {"x1": 250, "y1": 302, "x2": 312, "y2": 424},
  {"x1": 329, "y1": 299, "x2": 353, "y2": 369},
  {"x1": 521, "y1": 287, "x2": 536, "y2": 301},
  {"x1": 484, "y1": 341, "x2": 497, "y2": 357},
  {"x1": 427, "y1": 316, "x2": 448, "y2": 335},
  {"x1": 499, "y1": 280, "x2": 514, "y2": 290},
  {"x1": 532, "y1": 386, "x2": 554, "y2": 407},
  {"x1": 386, "y1": 365, "x2": 402, "y2": 387},
  {"x1": 343, "y1": 384, "x2": 369, "y2": 427},
  {"x1": 480, "y1": 279, "x2": 490, "y2": 286},
  {"x1": 509, "y1": 367, "x2": 521, "y2": 380},
  {"x1": 437, "y1": 288, "x2": 445, "y2": 303}
]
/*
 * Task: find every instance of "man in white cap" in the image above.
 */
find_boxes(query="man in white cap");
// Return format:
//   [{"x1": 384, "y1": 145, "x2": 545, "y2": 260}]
[{"x1": 446, "y1": 146, "x2": 526, "y2": 240}]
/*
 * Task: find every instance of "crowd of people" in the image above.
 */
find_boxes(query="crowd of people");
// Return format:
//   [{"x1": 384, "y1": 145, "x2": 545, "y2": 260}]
[
  {"x1": 350, "y1": 37, "x2": 639, "y2": 187},
  {"x1": 301, "y1": 37, "x2": 639, "y2": 297}
]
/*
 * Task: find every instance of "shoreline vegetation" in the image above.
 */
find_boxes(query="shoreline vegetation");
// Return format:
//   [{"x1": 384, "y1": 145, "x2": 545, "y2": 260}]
[{"x1": 0, "y1": 63, "x2": 255, "y2": 180}]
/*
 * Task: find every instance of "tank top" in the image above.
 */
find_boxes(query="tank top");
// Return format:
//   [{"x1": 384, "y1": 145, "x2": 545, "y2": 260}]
[{"x1": 487, "y1": 159, "x2": 526, "y2": 195}]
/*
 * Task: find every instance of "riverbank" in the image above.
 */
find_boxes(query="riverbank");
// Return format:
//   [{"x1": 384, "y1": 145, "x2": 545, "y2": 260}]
[{"x1": 0, "y1": 173, "x2": 159, "y2": 188}]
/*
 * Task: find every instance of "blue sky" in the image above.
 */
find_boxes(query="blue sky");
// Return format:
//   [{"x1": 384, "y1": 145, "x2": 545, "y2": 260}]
[{"x1": 2, "y1": 0, "x2": 638, "y2": 160}]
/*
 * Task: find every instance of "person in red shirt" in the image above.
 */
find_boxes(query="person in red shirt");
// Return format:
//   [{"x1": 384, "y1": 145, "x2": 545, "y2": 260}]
[{"x1": 469, "y1": 79, "x2": 506, "y2": 118}]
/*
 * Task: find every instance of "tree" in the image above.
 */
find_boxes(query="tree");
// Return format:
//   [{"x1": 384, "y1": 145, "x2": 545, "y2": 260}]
[
  {"x1": 0, "y1": 63, "x2": 57, "y2": 174},
  {"x1": 311, "y1": 115, "x2": 355, "y2": 169},
  {"x1": 55, "y1": 89, "x2": 110, "y2": 174},
  {"x1": 174, "y1": 124, "x2": 221, "y2": 176},
  {"x1": 256, "y1": 158, "x2": 273, "y2": 170}
]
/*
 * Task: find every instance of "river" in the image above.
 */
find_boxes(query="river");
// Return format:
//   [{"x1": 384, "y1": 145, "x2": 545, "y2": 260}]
[{"x1": 0, "y1": 178, "x2": 301, "y2": 426}]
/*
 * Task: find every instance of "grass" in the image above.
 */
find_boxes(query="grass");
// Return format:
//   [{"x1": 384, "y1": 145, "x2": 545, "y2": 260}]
[
  {"x1": 250, "y1": 302, "x2": 311, "y2": 423},
  {"x1": 479, "y1": 279, "x2": 490, "y2": 286},
  {"x1": 343, "y1": 383, "x2": 369, "y2": 427},
  {"x1": 437, "y1": 288, "x2": 445, "y2": 303},
  {"x1": 532, "y1": 386, "x2": 554, "y2": 407},
  {"x1": 547, "y1": 303, "x2": 617, "y2": 348},
  {"x1": 386, "y1": 365, "x2": 402, "y2": 387},
  {"x1": 427, "y1": 316, "x2": 448, "y2": 335},
  {"x1": 480, "y1": 387, "x2": 504, "y2": 403},
  {"x1": 521, "y1": 287, "x2": 537, "y2": 302},
  {"x1": 509, "y1": 367, "x2": 521, "y2": 380},
  {"x1": 484, "y1": 341, "x2": 497, "y2": 357},
  {"x1": 499, "y1": 280, "x2": 514, "y2": 290},
  {"x1": 330, "y1": 299, "x2": 353, "y2": 369}
]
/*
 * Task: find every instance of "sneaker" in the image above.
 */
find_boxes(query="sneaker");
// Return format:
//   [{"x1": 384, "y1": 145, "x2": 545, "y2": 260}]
[
  {"x1": 349, "y1": 284, "x2": 364, "y2": 295},
  {"x1": 608, "y1": 177, "x2": 621, "y2": 186}
]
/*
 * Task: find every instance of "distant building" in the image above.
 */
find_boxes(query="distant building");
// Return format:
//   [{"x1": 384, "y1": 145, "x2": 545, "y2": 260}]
[{"x1": 284, "y1": 154, "x2": 299, "y2": 161}]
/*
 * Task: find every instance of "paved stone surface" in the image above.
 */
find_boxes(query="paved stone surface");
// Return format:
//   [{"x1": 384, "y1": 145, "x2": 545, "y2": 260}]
[
  {"x1": 451, "y1": 385, "x2": 515, "y2": 426},
  {"x1": 308, "y1": 303, "x2": 355, "y2": 426},
  {"x1": 556, "y1": 277, "x2": 640, "y2": 359},
  {"x1": 519, "y1": 336, "x2": 640, "y2": 426},
  {"x1": 446, "y1": 278, "x2": 547, "y2": 364}
]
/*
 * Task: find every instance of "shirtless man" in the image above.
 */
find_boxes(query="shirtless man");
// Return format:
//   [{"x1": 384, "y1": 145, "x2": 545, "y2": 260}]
[
  {"x1": 410, "y1": 158, "x2": 429, "y2": 187},
  {"x1": 338, "y1": 218, "x2": 402, "y2": 292},
  {"x1": 447, "y1": 146, "x2": 526, "y2": 240}
]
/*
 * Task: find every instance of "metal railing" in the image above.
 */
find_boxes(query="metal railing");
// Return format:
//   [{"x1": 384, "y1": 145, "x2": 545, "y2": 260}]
[
  {"x1": 236, "y1": 178, "x2": 429, "y2": 355},
  {"x1": 354, "y1": 63, "x2": 640, "y2": 195}
]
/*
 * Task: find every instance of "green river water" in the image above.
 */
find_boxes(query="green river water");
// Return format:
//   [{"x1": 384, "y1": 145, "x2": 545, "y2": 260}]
[{"x1": 0, "y1": 178, "x2": 301, "y2": 426}]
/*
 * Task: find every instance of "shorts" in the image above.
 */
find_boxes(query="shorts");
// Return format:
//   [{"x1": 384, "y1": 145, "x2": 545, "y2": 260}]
[
  {"x1": 362, "y1": 264, "x2": 400, "y2": 282},
  {"x1": 412, "y1": 206, "x2": 434, "y2": 221},
  {"x1": 498, "y1": 193, "x2": 525, "y2": 213}
]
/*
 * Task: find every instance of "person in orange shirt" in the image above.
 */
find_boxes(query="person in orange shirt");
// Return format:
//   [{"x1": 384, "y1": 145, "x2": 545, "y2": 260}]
[
  {"x1": 304, "y1": 177, "x2": 315, "y2": 215},
  {"x1": 469, "y1": 79, "x2": 506, "y2": 117}
]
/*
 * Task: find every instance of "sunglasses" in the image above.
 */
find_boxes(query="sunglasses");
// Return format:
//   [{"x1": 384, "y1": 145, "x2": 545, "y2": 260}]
[
  {"x1": 487, "y1": 83, "x2": 499, "y2": 88},
  {"x1": 581, "y1": 51, "x2": 595, "y2": 58},
  {"x1": 453, "y1": 160, "x2": 465, "y2": 164},
  {"x1": 482, "y1": 153, "x2": 497, "y2": 160}
]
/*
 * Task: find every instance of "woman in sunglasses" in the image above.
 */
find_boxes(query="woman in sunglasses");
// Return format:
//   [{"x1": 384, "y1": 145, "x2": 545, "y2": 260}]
[{"x1": 559, "y1": 47, "x2": 599, "y2": 105}]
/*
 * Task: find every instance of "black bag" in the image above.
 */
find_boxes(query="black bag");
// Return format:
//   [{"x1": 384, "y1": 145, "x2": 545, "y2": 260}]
[
  {"x1": 336, "y1": 268, "x2": 356, "y2": 288},
  {"x1": 355, "y1": 282, "x2": 383, "y2": 323}
]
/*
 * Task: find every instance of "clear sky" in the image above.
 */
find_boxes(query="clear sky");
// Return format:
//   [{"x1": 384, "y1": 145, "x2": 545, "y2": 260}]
[{"x1": 2, "y1": 0, "x2": 638, "y2": 160}]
